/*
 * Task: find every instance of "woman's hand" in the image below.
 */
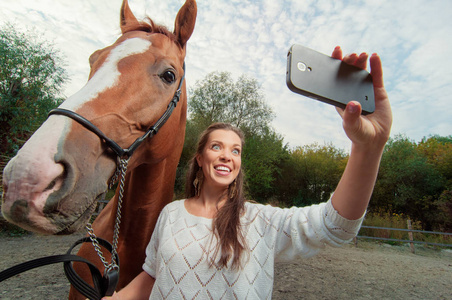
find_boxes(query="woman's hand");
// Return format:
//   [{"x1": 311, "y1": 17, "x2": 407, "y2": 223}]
[
  {"x1": 332, "y1": 46, "x2": 392, "y2": 151},
  {"x1": 99, "y1": 271, "x2": 155, "y2": 300},
  {"x1": 329, "y1": 46, "x2": 392, "y2": 219}
]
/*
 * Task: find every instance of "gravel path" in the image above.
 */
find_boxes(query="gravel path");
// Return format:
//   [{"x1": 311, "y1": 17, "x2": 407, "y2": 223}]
[{"x1": 1, "y1": 233, "x2": 451, "y2": 299}]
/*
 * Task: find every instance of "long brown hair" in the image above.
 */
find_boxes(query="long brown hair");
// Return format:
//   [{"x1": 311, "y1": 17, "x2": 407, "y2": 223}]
[{"x1": 185, "y1": 123, "x2": 246, "y2": 269}]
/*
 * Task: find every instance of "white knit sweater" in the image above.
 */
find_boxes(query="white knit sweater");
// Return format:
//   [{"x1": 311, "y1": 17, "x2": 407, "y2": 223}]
[{"x1": 143, "y1": 199, "x2": 363, "y2": 299}]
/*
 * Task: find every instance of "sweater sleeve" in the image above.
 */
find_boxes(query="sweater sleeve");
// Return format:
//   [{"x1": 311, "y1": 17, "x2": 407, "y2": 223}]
[{"x1": 255, "y1": 198, "x2": 364, "y2": 262}]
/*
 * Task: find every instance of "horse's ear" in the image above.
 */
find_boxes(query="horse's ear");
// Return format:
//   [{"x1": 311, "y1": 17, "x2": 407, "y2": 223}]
[
  {"x1": 174, "y1": 0, "x2": 197, "y2": 48},
  {"x1": 120, "y1": 0, "x2": 140, "y2": 33}
]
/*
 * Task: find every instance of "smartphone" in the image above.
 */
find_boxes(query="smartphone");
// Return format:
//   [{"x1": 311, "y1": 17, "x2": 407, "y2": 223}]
[{"x1": 286, "y1": 44, "x2": 375, "y2": 114}]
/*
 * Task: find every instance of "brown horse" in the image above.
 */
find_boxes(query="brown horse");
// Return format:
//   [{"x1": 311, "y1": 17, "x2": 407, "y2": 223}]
[{"x1": 1, "y1": 0, "x2": 197, "y2": 298}]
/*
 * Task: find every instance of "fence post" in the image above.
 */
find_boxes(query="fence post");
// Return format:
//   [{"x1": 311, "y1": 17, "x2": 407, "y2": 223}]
[{"x1": 407, "y1": 219, "x2": 415, "y2": 254}]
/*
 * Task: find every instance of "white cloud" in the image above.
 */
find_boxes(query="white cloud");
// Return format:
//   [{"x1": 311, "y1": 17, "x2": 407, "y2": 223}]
[{"x1": 1, "y1": 0, "x2": 451, "y2": 151}]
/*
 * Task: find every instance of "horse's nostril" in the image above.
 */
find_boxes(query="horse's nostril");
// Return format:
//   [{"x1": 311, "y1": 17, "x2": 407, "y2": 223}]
[
  {"x1": 42, "y1": 163, "x2": 67, "y2": 194},
  {"x1": 10, "y1": 199, "x2": 29, "y2": 223},
  {"x1": 44, "y1": 180, "x2": 56, "y2": 192}
]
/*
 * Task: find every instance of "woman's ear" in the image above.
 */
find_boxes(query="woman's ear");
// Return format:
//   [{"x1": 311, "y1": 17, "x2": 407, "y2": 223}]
[{"x1": 196, "y1": 154, "x2": 202, "y2": 167}]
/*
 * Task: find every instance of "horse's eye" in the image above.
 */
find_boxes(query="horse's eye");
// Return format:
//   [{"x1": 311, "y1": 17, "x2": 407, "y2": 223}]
[{"x1": 160, "y1": 70, "x2": 176, "y2": 84}]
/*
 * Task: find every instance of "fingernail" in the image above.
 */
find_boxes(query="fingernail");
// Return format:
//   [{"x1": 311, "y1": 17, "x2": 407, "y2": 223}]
[{"x1": 348, "y1": 102, "x2": 358, "y2": 114}]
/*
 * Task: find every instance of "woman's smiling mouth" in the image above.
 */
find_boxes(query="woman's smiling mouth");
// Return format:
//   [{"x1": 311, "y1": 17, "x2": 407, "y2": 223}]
[{"x1": 215, "y1": 165, "x2": 231, "y2": 174}]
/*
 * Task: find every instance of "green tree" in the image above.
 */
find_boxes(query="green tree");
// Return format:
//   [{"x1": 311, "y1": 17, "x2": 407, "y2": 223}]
[
  {"x1": 188, "y1": 71, "x2": 274, "y2": 136},
  {"x1": 242, "y1": 128, "x2": 289, "y2": 202},
  {"x1": 0, "y1": 23, "x2": 67, "y2": 156},
  {"x1": 417, "y1": 135, "x2": 452, "y2": 182},
  {"x1": 417, "y1": 135, "x2": 452, "y2": 231},
  {"x1": 372, "y1": 135, "x2": 444, "y2": 230},
  {"x1": 276, "y1": 143, "x2": 347, "y2": 207},
  {"x1": 435, "y1": 189, "x2": 452, "y2": 231}
]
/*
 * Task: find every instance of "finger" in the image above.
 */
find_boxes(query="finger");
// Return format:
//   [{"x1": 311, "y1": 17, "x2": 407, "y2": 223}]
[
  {"x1": 342, "y1": 101, "x2": 362, "y2": 137},
  {"x1": 343, "y1": 52, "x2": 368, "y2": 70},
  {"x1": 355, "y1": 52, "x2": 368, "y2": 70},
  {"x1": 344, "y1": 101, "x2": 362, "y2": 117},
  {"x1": 369, "y1": 52, "x2": 390, "y2": 111},
  {"x1": 343, "y1": 53, "x2": 359, "y2": 65},
  {"x1": 369, "y1": 53, "x2": 384, "y2": 88},
  {"x1": 331, "y1": 46, "x2": 343, "y2": 60}
]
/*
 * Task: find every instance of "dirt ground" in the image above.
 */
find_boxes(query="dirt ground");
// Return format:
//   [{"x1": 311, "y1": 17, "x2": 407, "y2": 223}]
[{"x1": 0, "y1": 232, "x2": 451, "y2": 300}]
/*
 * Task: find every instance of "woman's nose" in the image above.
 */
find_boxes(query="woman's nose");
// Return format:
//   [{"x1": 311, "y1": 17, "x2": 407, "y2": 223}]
[{"x1": 220, "y1": 150, "x2": 232, "y2": 161}]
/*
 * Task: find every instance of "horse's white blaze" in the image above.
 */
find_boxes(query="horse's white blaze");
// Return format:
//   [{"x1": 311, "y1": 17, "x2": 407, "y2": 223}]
[{"x1": 60, "y1": 38, "x2": 152, "y2": 110}]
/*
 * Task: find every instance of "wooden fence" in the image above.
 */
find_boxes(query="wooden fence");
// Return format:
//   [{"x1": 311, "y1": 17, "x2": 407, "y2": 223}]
[{"x1": 355, "y1": 220, "x2": 452, "y2": 253}]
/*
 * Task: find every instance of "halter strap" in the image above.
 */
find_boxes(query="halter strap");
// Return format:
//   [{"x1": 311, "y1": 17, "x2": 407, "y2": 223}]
[
  {"x1": 48, "y1": 63, "x2": 185, "y2": 159},
  {"x1": 0, "y1": 237, "x2": 119, "y2": 300}
]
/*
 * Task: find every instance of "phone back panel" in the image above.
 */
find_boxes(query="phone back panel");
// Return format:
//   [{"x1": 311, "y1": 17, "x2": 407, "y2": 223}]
[{"x1": 286, "y1": 44, "x2": 375, "y2": 114}]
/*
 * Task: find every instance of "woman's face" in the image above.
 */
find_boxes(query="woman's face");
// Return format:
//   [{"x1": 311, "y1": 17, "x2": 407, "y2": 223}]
[{"x1": 197, "y1": 129, "x2": 242, "y2": 191}]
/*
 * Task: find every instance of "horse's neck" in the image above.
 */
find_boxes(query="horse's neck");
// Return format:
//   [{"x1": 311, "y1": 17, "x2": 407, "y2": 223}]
[{"x1": 122, "y1": 161, "x2": 176, "y2": 232}]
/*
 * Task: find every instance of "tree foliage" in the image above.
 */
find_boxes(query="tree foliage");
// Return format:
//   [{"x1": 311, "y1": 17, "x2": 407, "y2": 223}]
[
  {"x1": 0, "y1": 23, "x2": 67, "y2": 155},
  {"x1": 274, "y1": 143, "x2": 347, "y2": 207},
  {"x1": 417, "y1": 135, "x2": 452, "y2": 181},
  {"x1": 372, "y1": 134, "x2": 452, "y2": 231},
  {"x1": 188, "y1": 71, "x2": 274, "y2": 136},
  {"x1": 242, "y1": 128, "x2": 289, "y2": 202}
]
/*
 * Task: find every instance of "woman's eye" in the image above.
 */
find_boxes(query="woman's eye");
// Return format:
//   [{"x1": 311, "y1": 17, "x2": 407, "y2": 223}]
[
  {"x1": 212, "y1": 145, "x2": 220, "y2": 150},
  {"x1": 160, "y1": 70, "x2": 176, "y2": 84},
  {"x1": 232, "y1": 149, "x2": 240, "y2": 155}
]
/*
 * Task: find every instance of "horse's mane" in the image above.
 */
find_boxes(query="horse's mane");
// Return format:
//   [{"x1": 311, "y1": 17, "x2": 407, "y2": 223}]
[{"x1": 122, "y1": 18, "x2": 179, "y2": 46}]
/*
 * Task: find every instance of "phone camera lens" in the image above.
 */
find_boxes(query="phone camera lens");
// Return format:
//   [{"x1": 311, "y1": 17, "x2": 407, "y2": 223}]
[{"x1": 297, "y1": 62, "x2": 307, "y2": 72}]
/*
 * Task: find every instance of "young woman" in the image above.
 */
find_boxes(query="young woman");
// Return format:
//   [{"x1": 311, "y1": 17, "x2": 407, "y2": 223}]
[{"x1": 103, "y1": 46, "x2": 392, "y2": 299}]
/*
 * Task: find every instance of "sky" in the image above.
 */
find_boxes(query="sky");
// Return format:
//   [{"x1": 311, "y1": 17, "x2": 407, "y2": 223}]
[{"x1": 1, "y1": 0, "x2": 451, "y2": 151}]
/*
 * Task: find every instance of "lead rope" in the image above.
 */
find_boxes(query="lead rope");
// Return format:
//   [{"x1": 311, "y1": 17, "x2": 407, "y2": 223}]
[{"x1": 85, "y1": 157, "x2": 129, "y2": 294}]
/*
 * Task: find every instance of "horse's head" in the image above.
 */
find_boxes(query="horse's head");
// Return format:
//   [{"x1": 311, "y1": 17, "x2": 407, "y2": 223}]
[{"x1": 1, "y1": 0, "x2": 197, "y2": 234}]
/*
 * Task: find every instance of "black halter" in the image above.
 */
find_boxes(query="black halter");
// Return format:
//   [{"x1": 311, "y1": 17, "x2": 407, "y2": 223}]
[{"x1": 48, "y1": 63, "x2": 185, "y2": 159}]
